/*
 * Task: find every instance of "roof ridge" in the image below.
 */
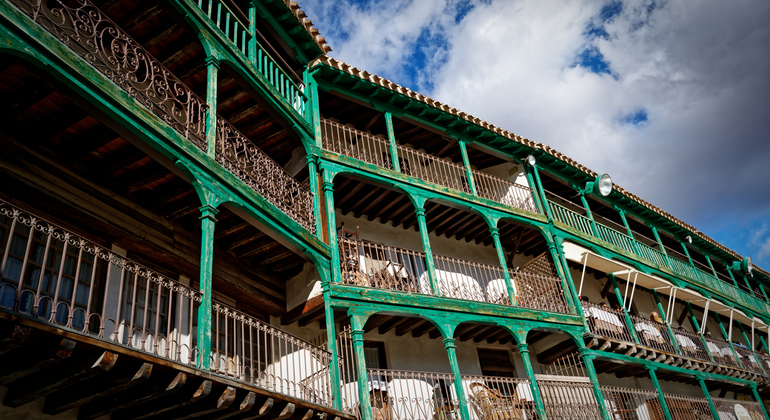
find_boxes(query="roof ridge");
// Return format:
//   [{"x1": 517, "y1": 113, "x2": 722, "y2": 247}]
[{"x1": 312, "y1": 54, "x2": 750, "y2": 267}]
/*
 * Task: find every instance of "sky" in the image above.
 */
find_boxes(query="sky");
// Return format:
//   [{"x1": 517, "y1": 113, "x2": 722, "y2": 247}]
[{"x1": 299, "y1": 0, "x2": 770, "y2": 269}]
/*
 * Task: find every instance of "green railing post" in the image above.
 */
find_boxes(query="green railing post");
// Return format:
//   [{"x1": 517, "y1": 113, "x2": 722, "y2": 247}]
[
  {"x1": 550, "y1": 234, "x2": 583, "y2": 319},
  {"x1": 618, "y1": 209, "x2": 643, "y2": 257},
  {"x1": 650, "y1": 226, "x2": 673, "y2": 270},
  {"x1": 414, "y1": 199, "x2": 439, "y2": 295},
  {"x1": 697, "y1": 377, "x2": 720, "y2": 420},
  {"x1": 684, "y1": 301, "x2": 715, "y2": 362},
  {"x1": 384, "y1": 112, "x2": 400, "y2": 173},
  {"x1": 646, "y1": 366, "x2": 674, "y2": 420},
  {"x1": 531, "y1": 164, "x2": 553, "y2": 220},
  {"x1": 609, "y1": 273, "x2": 641, "y2": 343},
  {"x1": 247, "y1": 1, "x2": 256, "y2": 63},
  {"x1": 349, "y1": 313, "x2": 373, "y2": 420},
  {"x1": 522, "y1": 166, "x2": 545, "y2": 215},
  {"x1": 307, "y1": 155, "x2": 323, "y2": 241},
  {"x1": 322, "y1": 284, "x2": 342, "y2": 410},
  {"x1": 197, "y1": 204, "x2": 219, "y2": 369},
  {"x1": 205, "y1": 55, "x2": 220, "y2": 159},
  {"x1": 517, "y1": 342, "x2": 547, "y2": 419},
  {"x1": 490, "y1": 227, "x2": 517, "y2": 306},
  {"x1": 458, "y1": 140, "x2": 477, "y2": 196},
  {"x1": 711, "y1": 310, "x2": 745, "y2": 369},
  {"x1": 750, "y1": 384, "x2": 770, "y2": 420},
  {"x1": 321, "y1": 168, "x2": 340, "y2": 282},
  {"x1": 579, "y1": 350, "x2": 612, "y2": 420},
  {"x1": 578, "y1": 192, "x2": 600, "y2": 238},
  {"x1": 443, "y1": 337, "x2": 471, "y2": 420},
  {"x1": 651, "y1": 289, "x2": 682, "y2": 354}
]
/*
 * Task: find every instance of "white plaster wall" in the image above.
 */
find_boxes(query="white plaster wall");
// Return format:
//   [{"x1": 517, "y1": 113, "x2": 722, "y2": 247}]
[
  {"x1": 476, "y1": 162, "x2": 530, "y2": 189},
  {"x1": 285, "y1": 262, "x2": 323, "y2": 311}
]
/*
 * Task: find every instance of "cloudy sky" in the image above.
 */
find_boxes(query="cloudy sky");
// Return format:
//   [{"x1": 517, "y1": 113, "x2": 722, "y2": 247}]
[{"x1": 300, "y1": 0, "x2": 770, "y2": 268}]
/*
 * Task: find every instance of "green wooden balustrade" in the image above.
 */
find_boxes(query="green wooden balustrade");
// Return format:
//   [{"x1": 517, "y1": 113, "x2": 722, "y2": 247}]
[
  {"x1": 595, "y1": 223, "x2": 636, "y2": 254},
  {"x1": 548, "y1": 200, "x2": 594, "y2": 236},
  {"x1": 195, "y1": 0, "x2": 307, "y2": 117}
]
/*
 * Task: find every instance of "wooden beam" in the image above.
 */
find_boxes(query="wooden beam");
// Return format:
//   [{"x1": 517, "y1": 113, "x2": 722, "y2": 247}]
[
  {"x1": 460, "y1": 325, "x2": 493, "y2": 342},
  {"x1": 114, "y1": 380, "x2": 213, "y2": 420},
  {"x1": 395, "y1": 319, "x2": 425, "y2": 337},
  {"x1": 79, "y1": 372, "x2": 189, "y2": 420},
  {"x1": 536, "y1": 340, "x2": 578, "y2": 365},
  {"x1": 0, "y1": 337, "x2": 75, "y2": 386},
  {"x1": 281, "y1": 295, "x2": 325, "y2": 325},
  {"x1": 378, "y1": 317, "x2": 406, "y2": 335}
]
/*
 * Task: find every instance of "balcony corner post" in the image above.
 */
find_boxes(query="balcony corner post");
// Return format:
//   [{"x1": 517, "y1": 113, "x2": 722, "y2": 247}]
[
  {"x1": 384, "y1": 112, "x2": 400, "y2": 173},
  {"x1": 490, "y1": 227, "x2": 517, "y2": 306},
  {"x1": 205, "y1": 55, "x2": 220, "y2": 159},
  {"x1": 547, "y1": 233, "x2": 581, "y2": 317},
  {"x1": 696, "y1": 376, "x2": 721, "y2": 420},
  {"x1": 578, "y1": 350, "x2": 612, "y2": 420},
  {"x1": 645, "y1": 366, "x2": 674, "y2": 420},
  {"x1": 577, "y1": 192, "x2": 600, "y2": 238},
  {"x1": 458, "y1": 140, "x2": 477, "y2": 196},
  {"x1": 306, "y1": 154, "x2": 324, "y2": 240},
  {"x1": 711, "y1": 310, "x2": 745, "y2": 369},
  {"x1": 321, "y1": 287, "x2": 342, "y2": 410},
  {"x1": 414, "y1": 202, "x2": 439, "y2": 295},
  {"x1": 530, "y1": 164, "x2": 553, "y2": 220},
  {"x1": 321, "y1": 168, "x2": 340, "y2": 281},
  {"x1": 197, "y1": 203, "x2": 219, "y2": 370},
  {"x1": 349, "y1": 313, "x2": 373, "y2": 420},
  {"x1": 522, "y1": 165, "x2": 545, "y2": 216},
  {"x1": 516, "y1": 342, "x2": 547, "y2": 419},
  {"x1": 442, "y1": 337, "x2": 471, "y2": 420},
  {"x1": 750, "y1": 383, "x2": 770, "y2": 420}
]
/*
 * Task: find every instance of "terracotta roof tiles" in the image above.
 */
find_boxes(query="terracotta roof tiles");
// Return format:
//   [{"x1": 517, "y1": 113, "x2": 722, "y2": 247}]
[
  {"x1": 313, "y1": 55, "x2": 749, "y2": 264},
  {"x1": 281, "y1": 0, "x2": 331, "y2": 53}
]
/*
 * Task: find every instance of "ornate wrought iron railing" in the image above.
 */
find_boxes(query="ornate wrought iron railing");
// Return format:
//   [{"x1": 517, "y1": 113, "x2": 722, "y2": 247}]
[
  {"x1": 320, "y1": 118, "x2": 393, "y2": 170},
  {"x1": 0, "y1": 200, "x2": 201, "y2": 365},
  {"x1": 216, "y1": 118, "x2": 315, "y2": 232},
  {"x1": 461, "y1": 374, "x2": 534, "y2": 420},
  {"x1": 366, "y1": 368, "x2": 461, "y2": 420},
  {"x1": 338, "y1": 237, "x2": 429, "y2": 294},
  {"x1": 581, "y1": 302, "x2": 636, "y2": 344},
  {"x1": 397, "y1": 144, "x2": 471, "y2": 194},
  {"x1": 211, "y1": 301, "x2": 332, "y2": 406},
  {"x1": 9, "y1": 0, "x2": 209, "y2": 151},
  {"x1": 630, "y1": 314, "x2": 677, "y2": 354},
  {"x1": 662, "y1": 393, "x2": 714, "y2": 420},
  {"x1": 473, "y1": 171, "x2": 538, "y2": 214},
  {"x1": 512, "y1": 270, "x2": 570, "y2": 313},
  {"x1": 433, "y1": 254, "x2": 511, "y2": 306},
  {"x1": 600, "y1": 386, "x2": 665, "y2": 420},
  {"x1": 547, "y1": 200, "x2": 594, "y2": 237},
  {"x1": 672, "y1": 328, "x2": 711, "y2": 362},
  {"x1": 704, "y1": 336, "x2": 742, "y2": 368},
  {"x1": 194, "y1": 0, "x2": 306, "y2": 116},
  {"x1": 536, "y1": 375, "x2": 602, "y2": 419},
  {"x1": 712, "y1": 397, "x2": 766, "y2": 419}
]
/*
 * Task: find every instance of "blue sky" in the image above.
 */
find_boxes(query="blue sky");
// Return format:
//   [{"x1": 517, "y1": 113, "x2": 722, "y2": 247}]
[{"x1": 300, "y1": 0, "x2": 770, "y2": 269}]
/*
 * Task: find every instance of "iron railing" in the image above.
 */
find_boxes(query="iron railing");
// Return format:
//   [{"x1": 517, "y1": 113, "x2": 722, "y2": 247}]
[
  {"x1": 320, "y1": 118, "x2": 393, "y2": 170},
  {"x1": 462, "y1": 375, "x2": 535, "y2": 420},
  {"x1": 631, "y1": 315, "x2": 677, "y2": 354},
  {"x1": 712, "y1": 397, "x2": 765, "y2": 419},
  {"x1": 194, "y1": 0, "x2": 306, "y2": 116},
  {"x1": 0, "y1": 200, "x2": 201, "y2": 365},
  {"x1": 663, "y1": 393, "x2": 714, "y2": 420},
  {"x1": 9, "y1": 0, "x2": 208, "y2": 150},
  {"x1": 216, "y1": 118, "x2": 315, "y2": 232},
  {"x1": 367, "y1": 368, "x2": 461, "y2": 420},
  {"x1": 600, "y1": 386, "x2": 665, "y2": 420},
  {"x1": 582, "y1": 302, "x2": 635, "y2": 343},
  {"x1": 547, "y1": 200, "x2": 594, "y2": 237},
  {"x1": 398, "y1": 145, "x2": 471, "y2": 194},
  {"x1": 433, "y1": 254, "x2": 511, "y2": 305},
  {"x1": 473, "y1": 171, "x2": 538, "y2": 213},
  {"x1": 338, "y1": 237, "x2": 429, "y2": 294},
  {"x1": 673, "y1": 328, "x2": 712, "y2": 362},
  {"x1": 732, "y1": 346, "x2": 766, "y2": 376},
  {"x1": 537, "y1": 375, "x2": 603, "y2": 419},
  {"x1": 704, "y1": 336, "x2": 742, "y2": 368},
  {"x1": 512, "y1": 270, "x2": 570, "y2": 313},
  {"x1": 211, "y1": 301, "x2": 332, "y2": 406}
]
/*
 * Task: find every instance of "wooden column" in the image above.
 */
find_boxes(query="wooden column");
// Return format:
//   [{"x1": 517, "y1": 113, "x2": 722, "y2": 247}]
[
  {"x1": 697, "y1": 377, "x2": 720, "y2": 420},
  {"x1": 609, "y1": 274, "x2": 641, "y2": 343},
  {"x1": 414, "y1": 200, "x2": 438, "y2": 295},
  {"x1": 684, "y1": 301, "x2": 715, "y2": 362},
  {"x1": 579, "y1": 351, "x2": 611, "y2": 420},
  {"x1": 384, "y1": 112, "x2": 400, "y2": 173},
  {"x1": 646, "y1": 366, "x2": 673, "y2": 420},
  {"x1": 750, "y1": 384, "x2": 770, "y2": 420},
  {"x1": 306, "y1": 155, "x2": 323, "y2": 241},
  {"x1": 349, "y1": 314, "x2": 372, "y2": 420},
  {"x1": 711, "y1": 310, "x2": 744, "y2": 369},
  {"x1": 530, "y1": 165, "x2": 553, "y2": 220},
  {"x1": 578, "y1": 192, "x2": 600, "y2": 238},
  {"x1": 322, "y1": 169, "x2": 340, "y2": 282},
  {"x1": 197, "y1": 204, "x2": 218, "y2": 369},
  {"x1": 205, "y1": 56, "x2": 219, "y2": 159},
  {"x1": 443, "y1": 338, "x2": 470, "y2": 420},
  {"x1": 547, "y1": 235, "x2": 579, "y2": 315},
  {"x1": 522, "y1": 166, "x2": 545, "y2": 215},
  {"x1": 517, "y1": 342, "x2": 547, "y2": 419},
  {"x1": 458, "y1": 140, "x2": 477, "y2": 196},
  {"x1": 490, "y1": 227, "x2": 517, "y2": 306}
]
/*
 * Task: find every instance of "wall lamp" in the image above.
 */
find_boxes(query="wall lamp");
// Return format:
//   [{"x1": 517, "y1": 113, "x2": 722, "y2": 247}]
[
  {"x1": 730, "y1": 257, "x2": 753, "y2": 276},
  {"x1": 525, "y1": 155, "x2": 537, "y2": 166},
  {"x1": 583, "y1": 173, "x2": 613, "y2": 197}
]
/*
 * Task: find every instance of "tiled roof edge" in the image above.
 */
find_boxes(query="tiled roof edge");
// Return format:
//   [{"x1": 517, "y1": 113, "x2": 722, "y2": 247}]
[
  {"x1": 281, "y1": 1, "x2": 332, "y2": 53},
  {"x1": 313, "y1": 55, "x2": 749, "y2": 265}
]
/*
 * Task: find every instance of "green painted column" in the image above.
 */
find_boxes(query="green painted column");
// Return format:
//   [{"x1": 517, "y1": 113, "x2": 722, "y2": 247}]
[
  {"x1": 609, "y1": 274, "x2": 641, "y2": 343},
  {"x1": 306, "y1": 70, "x2": 323, "y2": 146},
  {"x1": 321, "y1": 169, "x2": 341, "y2": 282},
  {"x1": 443, "y1": 338, "x2": 471, "y2": 420},
  {"x1": 205, "y1": 55, "x2": 220, "y2": 159},
  {"x1": 306, "y1": 154, "x2": 324, "y2": 241},
  {"x1": 546, "y1": 235, "x2": 579, "y2": 316},
  {"x1": 697, "y1": 377, "x2": 720, "y2": 420},
  {"x1": 579, "y1": 350, "x2": 611, "y2": 420},
  {"x1": 531, "y1": 165, "x2": 553, "y2": 220},
  {"x1": 705, "y1": 255, "x2": 720, "y2": 278},
  {"x1": 646, "y1": 366, "x2": 673, "y2": 420},
  {"x1": 737, "y1": 323, "x2": 767, "y2": 375},
  {"x1": 711, "y1": 310, "x2": 744, "y2": 369},
  {"x1": 650, "y1": 226, "x2": 673, "y2": 269},
  {"x1": 522, "y1": 166, "x2": 545, "y2": 215},
  {"x1": 490, "y1": 227, "x2": 517, "y2": 306},
  {"x1": 684, "y1": 301, "x2": 715, "y2": 362},
  {"x1": 320, "y1": 267, "x2": 342, "y2": 410},
  {"x1": 578, "y1": 192, "x2": 600, "y2": 238},
  {"x1": 680, "y1": 242, "x2": 695, "y2": 267},
  {"x1": 760, "y1": 284, "x2": 769, "y2": 301},
  {"x1": 197, "y1": 204, "x2": 219, "y2": 369},
  {"x1": 458, "y1": 140, "x2": 477, "y2": 196},
  {"x1": 349, "y1": 314, "x2": 372, "y2": 420},
  {"x1": 414, "y1": 202, "x2": 439, "y2": 295},
  {"x1": 384, "y1": 112, "x2": 400, "y2": 173},
  {"x1": 750, "y1": 384, "x2": 770, "y2": 420},
  {"x1": 517, "y1": 342, "x2": 547, "y2": 419},
  {"x1": 247, "y1": 2, "x2": 257, "y2": 63},
  {"x1": 761, "y1": 335, "x2": 770, "y2": 353},
  {"x1": 618, "y1": 209, "x2": 642, "y2": 256},
  {"x1": 651, "y1": 289, "x2": 681, "y2": 354}
]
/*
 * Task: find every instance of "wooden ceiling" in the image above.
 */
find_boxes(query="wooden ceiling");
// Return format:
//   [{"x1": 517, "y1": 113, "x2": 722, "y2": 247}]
[
  {"x1": 318, "y1": 90, "x2": 507, "y2": 170},
  {"x1": 0, "y1": 54, "x2": 305, "y2": 315}
]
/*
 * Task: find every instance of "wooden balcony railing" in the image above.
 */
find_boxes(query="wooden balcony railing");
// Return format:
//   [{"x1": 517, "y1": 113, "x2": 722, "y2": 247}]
[
  {"x1": 547, "y1": 200, "x2": 594, "y2": 237},
  {"x1": 338, "y1": 237, "x2": 569, "y2": 312},
  {"x1": 319, "y1": 118, "x2": 539, "y2": 214},
  {"x1": 595, "y1": 223, "x2": 636, "y2": 255},
  {"x1": 672, "y1": 328, "x2": 711, "y2": 362},
  {"x1": 0, "y1": 200, "x2": 201, "y2": 365},
  {"x1": 211, "y1": 301, "x2": 332, "y2": 407},
  {"x1": 704, "y1": 336, "x2": 742, "y2": 368},
  {"x1": 194, "y1": 0, "x2": 307, "y2": 117},
  {"x1": 582, "y1": 302, "x2": 636, "y2": 344}
]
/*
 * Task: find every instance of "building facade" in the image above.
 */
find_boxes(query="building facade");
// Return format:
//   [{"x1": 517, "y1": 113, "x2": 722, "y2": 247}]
[{"x1": 0, "y1": 0, "x2": 769, "y2": 419}]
